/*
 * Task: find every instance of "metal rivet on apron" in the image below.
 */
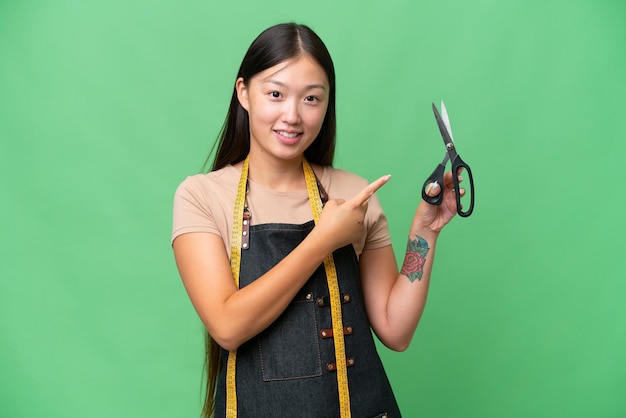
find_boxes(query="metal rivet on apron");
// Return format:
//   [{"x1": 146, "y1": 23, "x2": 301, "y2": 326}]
[
  {"x1": 316, "y1": 297, "x2": 324, "y2": 306},
  {"x1": 325, "y1": 358, "x2": 355, "y2": 372},
  {"x1": 242, "y1": 242, "x2": 248, "y2": 249},
  {"x1": 305, "y1": 292, "x2": 312, "y2": 300},
  {"x1": 242, "y1": 231, "x2": 248, "y2": 236},
  {"x1": 320, "y1": 327, "x2": 353, "y2": 339},
  {"x1": 343, "y1": 294, "x2": 351, "y2": 303}
]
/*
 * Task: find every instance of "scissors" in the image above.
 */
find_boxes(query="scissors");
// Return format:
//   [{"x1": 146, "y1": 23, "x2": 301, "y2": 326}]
[{"x1": 421, "y1": 101, "x2": 475, "y2": 217}]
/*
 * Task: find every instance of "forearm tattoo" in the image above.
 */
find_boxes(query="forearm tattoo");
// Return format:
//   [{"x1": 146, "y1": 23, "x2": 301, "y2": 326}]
[{"x1": 400, "y1": 235, "x2": 430, "y2": 283}]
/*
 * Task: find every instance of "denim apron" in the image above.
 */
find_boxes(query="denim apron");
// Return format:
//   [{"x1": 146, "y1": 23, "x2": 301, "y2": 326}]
[{"x1": 214, "y1": 220, "x2": 402, "y2": 417}]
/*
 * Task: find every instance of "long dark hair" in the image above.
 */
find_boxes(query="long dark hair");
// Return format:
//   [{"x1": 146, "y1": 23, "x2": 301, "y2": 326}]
[
  {"x1": 201, "y1": 23, "x2": 337, "y2": 417},
  {"x1": 205, "y1": 22, "x2": 336, "y2": 172}
]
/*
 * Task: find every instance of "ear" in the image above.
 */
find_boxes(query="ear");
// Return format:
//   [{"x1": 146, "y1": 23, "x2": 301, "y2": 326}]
[{"x1": 235, "y1": 77, "x2": 250, "y2": 112}]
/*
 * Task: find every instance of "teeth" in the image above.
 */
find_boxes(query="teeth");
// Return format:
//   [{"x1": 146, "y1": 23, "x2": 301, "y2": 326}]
[{"x1": 278, "y1": 131, "x2": 299, "y2": 138}]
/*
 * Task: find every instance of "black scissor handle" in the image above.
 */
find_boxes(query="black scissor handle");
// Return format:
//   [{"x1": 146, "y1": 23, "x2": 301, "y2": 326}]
[
  {"x1": 421, "y1": 163, "x2": 446, "y2": 205},
  {"x1": 451, "y1": 154, "x2": 475, "y2": 217}
]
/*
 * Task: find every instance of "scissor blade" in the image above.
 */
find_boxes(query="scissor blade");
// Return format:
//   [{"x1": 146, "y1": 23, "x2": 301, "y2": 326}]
[
  {"x1": 432, "y1": 102, "x2": 456, "y2": 154},
  {"x1": 441, "y1": 101, "x2": 454, "y2": 143}
]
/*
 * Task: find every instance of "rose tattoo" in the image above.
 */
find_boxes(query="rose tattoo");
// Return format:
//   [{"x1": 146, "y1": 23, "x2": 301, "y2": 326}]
[{"x1": 400, "y1": 235, "x2": 430, "y2": 283}]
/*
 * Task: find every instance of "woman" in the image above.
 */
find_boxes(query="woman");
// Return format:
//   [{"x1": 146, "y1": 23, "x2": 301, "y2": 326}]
[{"x1": 172, "y1": 22, "x2": 462, "y2": 418}]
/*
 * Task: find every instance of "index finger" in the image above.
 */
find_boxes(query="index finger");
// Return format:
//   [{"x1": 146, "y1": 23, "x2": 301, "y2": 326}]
[{"x1": 350, "y1": 174, "x2": 391, "y2": 206}]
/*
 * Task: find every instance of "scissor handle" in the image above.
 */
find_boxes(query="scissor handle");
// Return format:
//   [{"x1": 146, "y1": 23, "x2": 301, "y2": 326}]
[
  {"x1": 451, "y1": 154, "x2": 475, "y2": 217},
  {"x1": 421, "y1": 163, "x2": 446, "y2": 205}
]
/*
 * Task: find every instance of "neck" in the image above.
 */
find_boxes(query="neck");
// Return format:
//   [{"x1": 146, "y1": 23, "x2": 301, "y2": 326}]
[{"x1": 246, "y1": 153, "x2": 307, "y2": 191}]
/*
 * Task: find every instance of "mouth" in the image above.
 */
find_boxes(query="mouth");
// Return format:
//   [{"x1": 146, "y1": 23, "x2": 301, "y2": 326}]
[{"x1": 275, "y1": 130, "x2": 303, "y2": 144}]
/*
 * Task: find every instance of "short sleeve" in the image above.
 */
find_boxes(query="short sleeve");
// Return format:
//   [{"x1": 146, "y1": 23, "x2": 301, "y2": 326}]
[
  {"x1": 363, "y1": 192, "x2": 392, "y2": 252},
  {"x1": 171, "y1": 176, "x2": 220, "y2": 244},
  {"x1": 321, "y1": 167, "x2": 392, "y2": 257}
]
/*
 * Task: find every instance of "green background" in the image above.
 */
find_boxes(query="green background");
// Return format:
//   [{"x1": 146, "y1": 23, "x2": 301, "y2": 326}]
[{"x1": 2, "y1": 0, "x2": 625, "y2": 417}]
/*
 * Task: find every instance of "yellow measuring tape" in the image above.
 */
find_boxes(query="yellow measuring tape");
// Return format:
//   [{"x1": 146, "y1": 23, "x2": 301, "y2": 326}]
[
  {"x1": 225, "y1": 156, "x2": 249, "y2": 417},
  {"x1": 225, "y1": 156, "x2": 351, "y2": 417},
  {"x1": 302, "y1": 159, "x2": 352, "y2": 418}
]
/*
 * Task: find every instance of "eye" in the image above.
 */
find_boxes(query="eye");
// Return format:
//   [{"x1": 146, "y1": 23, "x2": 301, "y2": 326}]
[
  {"x1": 305, "y1": 95, "x2": 319, "y2": 103},
  {"x1": 269, "y1": 91, "x2": 282, "y2": 98}
]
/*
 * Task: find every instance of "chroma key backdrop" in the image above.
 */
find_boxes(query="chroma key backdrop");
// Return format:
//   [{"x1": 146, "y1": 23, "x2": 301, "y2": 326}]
[{"x1": 1, "y1": 0, "x2": 625, "y2": 417}]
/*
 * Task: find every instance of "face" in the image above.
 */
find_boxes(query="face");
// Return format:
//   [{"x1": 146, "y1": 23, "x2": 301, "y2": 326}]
[{"x1": 236, "y1": 55, "x2": 330, "y2": 163}]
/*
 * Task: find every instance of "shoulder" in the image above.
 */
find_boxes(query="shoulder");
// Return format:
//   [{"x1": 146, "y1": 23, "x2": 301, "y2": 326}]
[
  {"x1": 320, "y1": 166, "x2": 369, "y2": 199},
  {"x1": 172, "y1": 165, "x2": 240, "y2": 245},
  {"x1": 320, "y1": 166, "x2": 391, "y2": 254},
  {"x1": 175, "y1": 165, "x2": 239, "y2": 201}
]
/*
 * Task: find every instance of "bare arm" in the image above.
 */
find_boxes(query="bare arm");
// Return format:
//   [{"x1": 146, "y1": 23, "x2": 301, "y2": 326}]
[
  {"x1": 174, "y1": 229, "x2": 334, "y2": 351},
  {"x1": 360, "y1": 230, "x2": 437, "y2": 351},
  {"x1": 361, "y1": 170, "x2": 462, "y2": 351},
  {"x1": 173, "y1": 175, "x2": 391, "y2": 351}
]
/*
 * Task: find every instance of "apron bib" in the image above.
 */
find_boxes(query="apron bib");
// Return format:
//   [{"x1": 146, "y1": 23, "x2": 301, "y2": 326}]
[
  {"x1": 214, "y1": 158, "x2": 401, "y2": 417},
  {"x1": 214, "y1": 222, "x2": 401, "y2": 417}
]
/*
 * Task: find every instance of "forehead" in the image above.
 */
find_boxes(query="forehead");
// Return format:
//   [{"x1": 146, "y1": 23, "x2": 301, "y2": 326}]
[{"x1": 254, "y1": 55, "x2": 329, "y2": 89}]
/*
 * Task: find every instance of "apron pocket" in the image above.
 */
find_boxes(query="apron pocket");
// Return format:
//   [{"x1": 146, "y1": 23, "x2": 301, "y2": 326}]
[{"x1": 258, "y1": 295, "x2": 322, "y2": 381}]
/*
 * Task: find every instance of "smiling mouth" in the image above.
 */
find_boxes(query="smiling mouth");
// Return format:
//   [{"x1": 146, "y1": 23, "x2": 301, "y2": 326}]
[{"x1": 276, "y1": 130, "x2": 301, "y2": 139}]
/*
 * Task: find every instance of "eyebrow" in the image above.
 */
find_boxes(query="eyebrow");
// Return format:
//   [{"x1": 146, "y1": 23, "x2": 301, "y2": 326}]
[{"x1": 264, "y1": 79, "x2": 327, "y2": 91}]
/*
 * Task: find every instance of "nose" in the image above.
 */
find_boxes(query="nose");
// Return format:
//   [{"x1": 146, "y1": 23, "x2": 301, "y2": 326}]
[{"x1": 281, "y1": 100, "x2": 301, "y2": 125}]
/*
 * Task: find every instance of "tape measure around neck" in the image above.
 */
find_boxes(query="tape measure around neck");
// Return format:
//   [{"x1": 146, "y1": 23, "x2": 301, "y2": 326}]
[
  {"x1": 302, "y1": 159, "x2": 352, "y2": 418},
  {"x1": 224, "y1": 156, "x2": 249, "y2": 417},
  {"x1": 225, "y1": 156, "x2": 351, "y2": 418}
]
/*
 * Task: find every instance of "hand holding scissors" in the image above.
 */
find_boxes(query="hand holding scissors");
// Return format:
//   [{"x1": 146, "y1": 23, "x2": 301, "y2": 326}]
[{"x1": 421, "y1": 101, "x2": 475, "y2": 217}]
